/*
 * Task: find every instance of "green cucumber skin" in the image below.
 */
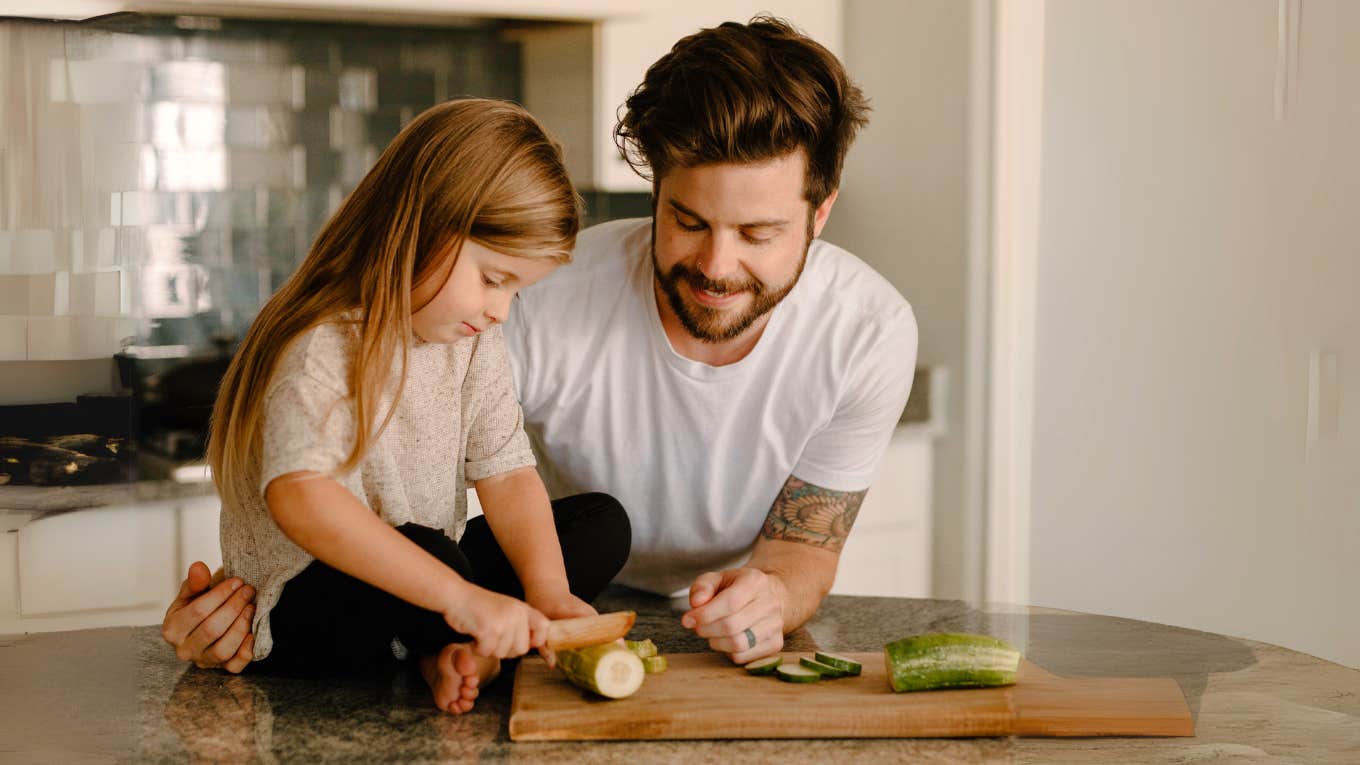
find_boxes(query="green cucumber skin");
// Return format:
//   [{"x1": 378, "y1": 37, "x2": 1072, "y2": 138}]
[
  {"x1": 884, "y1": 633, "x2": 1021, "y2": 693},
  {"x1": 886, "y1": 667, "x2": 1018, "y2": 692},
  {"x1": 745, "y1": 657, "x2": 782, "y2": 676},
  {"x1": 642, "y1": 655, "x2": 667, "y2": 673},
  {"x1": 626, "y1": 639, "x2": 659, "y2": 659},
  {"x1": 799, "y1": 657, "x2": 847, "y2": 678},
  {"x1": 813, "y1": 652, "x2": 863, "y2": 676}
]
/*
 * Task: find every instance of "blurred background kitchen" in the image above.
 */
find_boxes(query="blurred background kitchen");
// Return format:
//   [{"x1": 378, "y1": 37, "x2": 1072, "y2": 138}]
[{"x1": 0, "y1": 0, "x2": 1354, "y2": 670}]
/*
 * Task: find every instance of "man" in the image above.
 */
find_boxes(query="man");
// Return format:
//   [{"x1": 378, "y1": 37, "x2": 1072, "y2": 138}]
[{"x1": 162, "y1": 16, "x2": 917, "y2": 671}]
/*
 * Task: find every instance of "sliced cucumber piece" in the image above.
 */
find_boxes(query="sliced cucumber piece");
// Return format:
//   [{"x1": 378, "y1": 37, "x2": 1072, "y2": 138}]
[
  {"x1": 775, "y1": 664, "x2": 820, "y2": 683},
  {"x1": 745, "y1": 656, "x2": 783, "y2": 676},
  {"x1": 641, "y1": 655, "x2": 667, "y2": 673},
  {"x1": 799, "y1": 657, "x2": 847, "y2": 678},
  {"x1": 813, "y1": 651, "x2": 863, "y2": 676},
  {"x1": 626, "y1": 639, "x2": 659, "y2": 659}
]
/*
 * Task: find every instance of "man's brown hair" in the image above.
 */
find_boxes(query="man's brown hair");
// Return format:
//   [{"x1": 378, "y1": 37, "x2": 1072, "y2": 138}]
[{"x1": 614, "y1": 15, "x2": 870, "y2": 207}]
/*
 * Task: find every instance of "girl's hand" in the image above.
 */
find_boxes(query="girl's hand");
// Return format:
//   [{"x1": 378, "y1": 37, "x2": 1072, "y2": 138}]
[
  {"x1": 525, "y1": 586, "x2": 598, "y2": 621},
  {"x1": 443, "y1": 585, "x2": 550, "y2": 658},
  {"x1": 523, "y1": 586, "x2": 596, "y2": 669}
]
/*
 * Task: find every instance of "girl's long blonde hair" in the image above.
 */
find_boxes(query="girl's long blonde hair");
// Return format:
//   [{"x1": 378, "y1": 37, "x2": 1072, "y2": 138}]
[{"x1": 208, "y1": 98, "x2": 580, "y2": 511}]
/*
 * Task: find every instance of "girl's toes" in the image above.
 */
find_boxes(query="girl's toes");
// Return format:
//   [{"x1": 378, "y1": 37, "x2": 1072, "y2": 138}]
[
  {"x1": 460, "y1": 685, "x2": 479, "y2": 700},
  {"x1": 453, "y1": 646, "x2": 480, "y2": 680}
]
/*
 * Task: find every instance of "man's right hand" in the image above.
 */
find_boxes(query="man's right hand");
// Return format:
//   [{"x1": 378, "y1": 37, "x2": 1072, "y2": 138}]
[{"x1": 162, "y1": 561, "x2": 257, "y2": 673}]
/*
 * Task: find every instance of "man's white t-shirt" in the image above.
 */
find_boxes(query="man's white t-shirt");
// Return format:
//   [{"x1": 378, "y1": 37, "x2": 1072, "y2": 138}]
[{"x1": 505, "y1": 218, "x2": 918, "y2": 597}]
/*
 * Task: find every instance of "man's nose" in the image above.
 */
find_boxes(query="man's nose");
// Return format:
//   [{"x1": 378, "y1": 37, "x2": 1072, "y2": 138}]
[{"x1": 697, "y1": 232, "x2": 740, "y2": 280}]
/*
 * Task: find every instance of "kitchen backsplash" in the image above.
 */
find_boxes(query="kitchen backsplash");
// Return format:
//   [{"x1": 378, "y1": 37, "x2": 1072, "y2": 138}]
[
  {"x1": 0, "y1": 13, "x2": 639, "y2": 364},
  {"x1": 0, "y1": 12, "x2": 651, "y2": 478}
]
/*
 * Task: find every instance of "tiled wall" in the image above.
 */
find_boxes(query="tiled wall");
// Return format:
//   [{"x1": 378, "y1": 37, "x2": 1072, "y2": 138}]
[{"x1": 0, "y1": 14, "x2": 524, "y2": 361}]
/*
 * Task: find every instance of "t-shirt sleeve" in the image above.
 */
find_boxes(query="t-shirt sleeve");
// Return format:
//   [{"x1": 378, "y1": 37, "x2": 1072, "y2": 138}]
[
  {"x1": 791, "y1": 309, "x2": 919, "y2": 492},
  {"x1": 464, "y1": 326, "x2": 537, "y2": 482},
  {"x1": 258, "y1": 335, "x2": 357, "y2": 494}
]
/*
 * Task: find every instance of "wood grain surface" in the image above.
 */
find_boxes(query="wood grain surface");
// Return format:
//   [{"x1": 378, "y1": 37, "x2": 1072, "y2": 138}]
[{"x1": 509, "y1": 651, "x2": 1195, "y2": 741}]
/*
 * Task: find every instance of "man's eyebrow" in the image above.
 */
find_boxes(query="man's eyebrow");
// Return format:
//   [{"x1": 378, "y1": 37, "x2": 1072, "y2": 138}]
[
  {"x1": 667, "y1": 198, "x2": 789, "y2": 229},
  {"x1": 667, "y1": 198, "x2": 708, "y2": 225}
]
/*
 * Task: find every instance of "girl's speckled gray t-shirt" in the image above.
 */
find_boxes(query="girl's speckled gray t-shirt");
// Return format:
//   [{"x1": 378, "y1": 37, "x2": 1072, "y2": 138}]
[{"x1": 219, "y1": 320, "x2": 535, "y2": 659}]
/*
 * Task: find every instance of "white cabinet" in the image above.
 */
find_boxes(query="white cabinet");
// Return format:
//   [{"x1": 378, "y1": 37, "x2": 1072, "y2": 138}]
[
  {"x1": 0, "y1": 494, "x2": 221, "y2": 635},
  {"x1": 2, "y1": 1, "x2": 651, "y2": 23},
  {"x1": 179, "y1": 494, "x2": 224, "y2": 574},
  {"x1": 18, "y1": 501, "x2": 176, "y2": 615},
  {"x1": 830, "y1": 424, "x2": 934, "y2": 598}
]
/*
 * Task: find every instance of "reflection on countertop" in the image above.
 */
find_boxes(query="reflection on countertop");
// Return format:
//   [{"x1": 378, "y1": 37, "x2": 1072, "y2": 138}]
[{"x1": 2, "y1": 587, "x2": 1356, "y2": 763}]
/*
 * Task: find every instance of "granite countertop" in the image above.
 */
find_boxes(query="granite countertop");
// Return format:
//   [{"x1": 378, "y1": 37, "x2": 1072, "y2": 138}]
[
  {"x1": 2, "y1": 588, "x2": 1356, "y2": 764},
  {"x1": 0, "y1": 477, "x2": 217, "y2": 514}
]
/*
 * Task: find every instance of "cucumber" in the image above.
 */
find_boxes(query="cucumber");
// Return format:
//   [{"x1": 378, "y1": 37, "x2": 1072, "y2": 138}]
[
  {"x1": 814, "y1": 651, "x2": 863, "y2": 676},
  {"x1": 626, "y1": 639, "x2": 659, "y2": 659},
  {"x1": 745, "y1": 656, "x2": 782, "y2": 675},
  {"x1": 798, "y1": 657, "x2": 847, "y2": 678},
  {"x1": 775, "y1": 664, "x2": 820, "y2": 683},
  {"x1": 641, "y1": 655, "x2": 668, "y2": 673},
  {"x1": 883, "y1": 633, "x2": 1021, "y2": 692},
  {"x1": 556, "y1": 643, "x2": 646, "y2": 699}
]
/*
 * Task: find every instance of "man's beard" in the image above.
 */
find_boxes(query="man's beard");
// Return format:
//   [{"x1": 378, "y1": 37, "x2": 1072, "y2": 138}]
[{"x1": 652, "y1": 236, "x2": 810, "y2": 345}]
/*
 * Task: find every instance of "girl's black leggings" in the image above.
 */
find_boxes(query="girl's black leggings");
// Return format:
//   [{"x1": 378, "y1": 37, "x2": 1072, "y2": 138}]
[{"x1": 252, "y1": 492, "x2": 631, "y2": 677}]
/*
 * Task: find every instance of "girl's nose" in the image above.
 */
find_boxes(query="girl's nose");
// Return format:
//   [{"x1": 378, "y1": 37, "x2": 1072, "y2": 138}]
[{"x1": 484, "y1": 293, "x2": 512, "y2": 325}]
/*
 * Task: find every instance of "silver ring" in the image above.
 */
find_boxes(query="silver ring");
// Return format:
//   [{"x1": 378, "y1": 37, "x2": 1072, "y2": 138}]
[{"x1": 744, "y1": 627, "x2": 757, "y2": 649}]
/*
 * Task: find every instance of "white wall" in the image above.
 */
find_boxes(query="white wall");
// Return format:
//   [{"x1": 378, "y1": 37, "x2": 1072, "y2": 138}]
[
  {"x1": 1029, "y1": 0, "x2": 1359, "y2": 667},
  {"x1": 593, "y1": 1, "x2": 844, "y2": 190},
  {"x1": 827, "y1": 0, "x2": 978, "y2": 599}
]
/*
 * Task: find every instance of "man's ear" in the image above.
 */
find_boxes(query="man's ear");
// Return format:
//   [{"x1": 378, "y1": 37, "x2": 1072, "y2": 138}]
[{"x1": 811, "y1": 188, "x2": 840, "y2": 239}]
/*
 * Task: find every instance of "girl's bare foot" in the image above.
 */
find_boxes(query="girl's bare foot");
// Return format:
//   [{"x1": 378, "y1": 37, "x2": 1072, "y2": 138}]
[{"x1": 419, "y1": 642, "x2": 501, "y2": 715}]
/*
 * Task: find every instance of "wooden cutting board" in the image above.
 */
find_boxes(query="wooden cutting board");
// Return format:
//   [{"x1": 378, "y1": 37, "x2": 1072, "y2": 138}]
[{"x1": 509, "y1": 651, "x2": 1195, "y2": 741}]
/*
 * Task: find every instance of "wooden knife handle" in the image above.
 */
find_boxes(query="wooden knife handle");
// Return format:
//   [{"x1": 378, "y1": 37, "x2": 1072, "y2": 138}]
[{"x1": 545, "y1": 611, "x2": 636, "y2": 650}]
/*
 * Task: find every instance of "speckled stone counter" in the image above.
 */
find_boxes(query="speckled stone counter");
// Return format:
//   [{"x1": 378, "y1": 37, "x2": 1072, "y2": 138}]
[
  {"x1": 2, "y1": 589, "x2": 1356, "y2": 763},
  {"x1": 0, "y1": 478, "x2": 216, "y2": 515}
]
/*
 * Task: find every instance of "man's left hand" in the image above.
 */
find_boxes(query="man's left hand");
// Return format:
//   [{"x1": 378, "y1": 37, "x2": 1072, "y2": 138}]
[{"x1": 682, "y1": 568, "x2": 785, "y2": 664}]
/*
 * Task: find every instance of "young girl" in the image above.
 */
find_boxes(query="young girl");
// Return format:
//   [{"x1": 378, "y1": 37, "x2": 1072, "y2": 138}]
[{"x1": 207, "y1": 99, "x2": 631, "y2": 715}]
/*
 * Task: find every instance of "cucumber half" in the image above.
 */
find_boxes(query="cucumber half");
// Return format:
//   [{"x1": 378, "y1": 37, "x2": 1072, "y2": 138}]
[
  {"x1": 813, "y1": 651, "x2": 863, "y2": 676},
  {"x1": 556, "y1": 643, "x2": 646, "y2": 699},
  {"x1": 745, "y1": 656, "x2": 783, "y2": 675},
  {"x1": 799, "y1": 657, "x2": 847, "y2": 678},
  {"x1": 775, "y1": 664, "x2": 821, "y2": 683},
  {"x1": 883, "y1": 633, "x2": 1021, "y2": 693}
]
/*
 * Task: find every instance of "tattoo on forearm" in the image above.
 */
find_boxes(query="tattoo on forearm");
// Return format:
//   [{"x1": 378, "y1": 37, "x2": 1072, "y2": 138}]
[{"x1": 759, "y1": 477, "x2": 867, "y2": 553}]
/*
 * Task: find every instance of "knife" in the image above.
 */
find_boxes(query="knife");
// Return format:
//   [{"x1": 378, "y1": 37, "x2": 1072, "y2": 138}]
[{"x1": 545, "y1": 611, "x2": 637, "y2": 651}]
